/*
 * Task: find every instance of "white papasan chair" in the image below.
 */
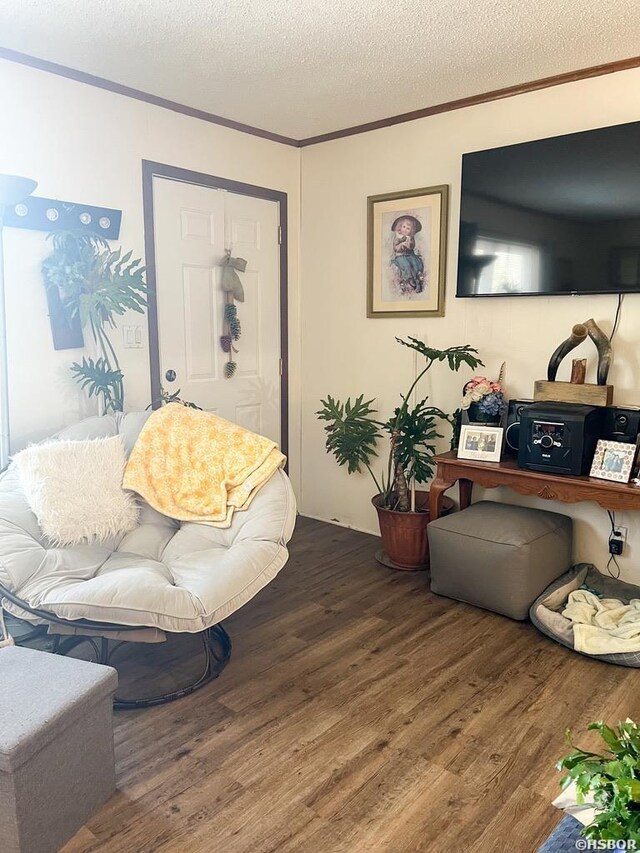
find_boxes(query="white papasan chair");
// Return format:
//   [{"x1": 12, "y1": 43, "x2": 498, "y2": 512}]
[{"x1": 0, "y1": 411, "x2": 296, "y2": 707}]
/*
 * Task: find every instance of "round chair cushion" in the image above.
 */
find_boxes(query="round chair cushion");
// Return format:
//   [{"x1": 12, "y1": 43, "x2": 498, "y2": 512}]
[{"x1": 0, "y1": 413, "x2": 296, "y2": 633}]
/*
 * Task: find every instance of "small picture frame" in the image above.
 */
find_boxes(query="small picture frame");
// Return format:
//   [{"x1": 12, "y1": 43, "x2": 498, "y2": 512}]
[
  {"x1": 590, "y1": 439, "x2": 638, "y2": 483},
  {"x1": 457, "y1": 424, "x2": 504, "y2": 462}
]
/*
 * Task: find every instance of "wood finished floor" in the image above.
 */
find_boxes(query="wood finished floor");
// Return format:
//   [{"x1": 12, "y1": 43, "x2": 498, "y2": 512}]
[{"x1": 62, "y1": 516, "x2": 639, "y2": 853}]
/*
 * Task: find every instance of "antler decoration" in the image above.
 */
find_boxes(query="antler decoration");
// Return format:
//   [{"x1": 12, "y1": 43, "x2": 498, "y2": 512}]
[
  {"x1": 547, "y1": 318, "x2": 612, "y2": 386},
  {"x1": 219, "y1": 250, "x2": 247, "y2": 378}
]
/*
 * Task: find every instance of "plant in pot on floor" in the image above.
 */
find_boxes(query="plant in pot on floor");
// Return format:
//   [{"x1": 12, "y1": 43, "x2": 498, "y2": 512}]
[
  {"x1": 551, "y1": 719, "x2": 640, "y2": 847},
  {"x1": 317, "y1": 337, "x2": 482, "y2": 570}
]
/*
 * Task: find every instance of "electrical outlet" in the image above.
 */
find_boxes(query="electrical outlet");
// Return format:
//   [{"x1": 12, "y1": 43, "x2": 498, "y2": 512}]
[
  {"x1": 609, "y1": 534, "x2": 624, "y2": 556},
  {"x1": 616, "y1": 526, "x2": 628, "y2": 544}
]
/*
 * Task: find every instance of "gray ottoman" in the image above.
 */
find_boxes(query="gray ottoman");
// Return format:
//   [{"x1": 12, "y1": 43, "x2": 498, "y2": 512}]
[
  {"x1": 429, "y1": 500, "x2": 572, "y2": 620},
  {"x1": 0, "y1": 646, "x2": 118, "y2": 853}
]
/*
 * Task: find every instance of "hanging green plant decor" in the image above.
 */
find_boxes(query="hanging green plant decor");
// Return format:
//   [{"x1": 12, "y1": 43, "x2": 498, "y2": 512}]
[
  {"x1": 219, "y1": 250, "x2": 246, "y2": 378},
  {"x1": 42, "y1": 231, "x2": 147, "y2": 413}
]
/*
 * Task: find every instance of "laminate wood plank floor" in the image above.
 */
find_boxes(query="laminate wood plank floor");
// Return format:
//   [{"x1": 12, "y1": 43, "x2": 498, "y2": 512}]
[{"x1": 62, "y1": 516, "x2": 640, "y2": 853}]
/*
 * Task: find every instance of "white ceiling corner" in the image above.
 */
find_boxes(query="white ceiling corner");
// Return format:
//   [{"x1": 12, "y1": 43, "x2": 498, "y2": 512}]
[{"x1": 1, "y1": 0, "x2": 639, "y2": 139}]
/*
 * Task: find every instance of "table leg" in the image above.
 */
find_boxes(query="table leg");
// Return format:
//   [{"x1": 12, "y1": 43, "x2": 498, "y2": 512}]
[
  {"x1": 458, "y1": 478, "x2": 473, "y2": 511},
  {"x1": 429, "y1": 476, "x2": 456, "y2": 521}
]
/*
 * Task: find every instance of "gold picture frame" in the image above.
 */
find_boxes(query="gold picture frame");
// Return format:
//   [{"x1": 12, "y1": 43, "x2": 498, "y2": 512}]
[{"x1": 367, "y1": 184, "x2": 449, "y2": 318}]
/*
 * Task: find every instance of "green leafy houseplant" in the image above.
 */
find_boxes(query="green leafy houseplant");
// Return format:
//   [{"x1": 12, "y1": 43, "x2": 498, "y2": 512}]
[
  {"x1": 557, "y1": 720, "x2": 640, "y2": 843},
  {"x1": 147, "y1": 385, "x2": 202, "y2": 410},
  {"x1": 42, "y1": 231, "x2": 147, "y2": 413},
  {"x1": 317, "y1": 337, "x2": 483, "y2": 512}
]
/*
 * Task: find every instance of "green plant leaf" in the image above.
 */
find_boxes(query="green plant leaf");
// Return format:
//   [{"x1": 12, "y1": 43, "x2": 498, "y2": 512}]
[
  {"x1": 316, "y1": 337, "x2": 486, "y2": 508},
  {"x1": 395, "y1": 337, "x2": 484, "y2": 372},
  {"x1": 384, "y1": 396, "x2": 446, "y2": 484},
  {"x1": 44, "y1": 232, "x2": 147, "y2": 333},
  {"x1": 43, "y1": 230, "x2": 147, "y2": 413},
  {"x1": 70, "y1": 356, "x2": 124, "y2": 413},
  {"x1": 316, "y1": 394, "x2": 382, "y2": 477},
  {"x1": 557, "y1": 719, "x2": 640, "y2": 844}
]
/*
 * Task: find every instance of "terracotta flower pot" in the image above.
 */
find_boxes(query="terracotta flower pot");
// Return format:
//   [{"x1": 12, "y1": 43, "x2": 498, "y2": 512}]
[{"x1": 372, "y1": 490, "x2": 454, "y2": 570}]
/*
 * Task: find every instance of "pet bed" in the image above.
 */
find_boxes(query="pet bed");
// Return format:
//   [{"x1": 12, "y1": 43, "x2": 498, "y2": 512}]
[{"x1": 530, "y1": 563, "x2": 640, "y2": 667}]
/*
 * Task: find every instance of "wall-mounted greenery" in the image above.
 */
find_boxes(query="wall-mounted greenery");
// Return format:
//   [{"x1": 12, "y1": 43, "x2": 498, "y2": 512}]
[{"x1": 42, "y1": 232, "x2": 147, "y2": 413}]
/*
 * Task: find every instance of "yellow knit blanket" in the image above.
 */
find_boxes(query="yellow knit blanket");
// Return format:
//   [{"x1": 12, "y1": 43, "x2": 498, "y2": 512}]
[{"x1": 123, "y1": 404, "x2": 286, "y2": 528}]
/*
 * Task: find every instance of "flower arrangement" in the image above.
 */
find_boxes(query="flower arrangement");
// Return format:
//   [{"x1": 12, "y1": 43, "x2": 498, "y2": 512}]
[{"x1": 461, "y1": 374, "x2": 507, "y2": 422}]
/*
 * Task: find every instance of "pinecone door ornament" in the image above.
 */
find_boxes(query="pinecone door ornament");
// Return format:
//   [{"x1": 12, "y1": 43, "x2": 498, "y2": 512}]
[{"x1": 219, "y1": 249, "x2": 247, "y2": 378}]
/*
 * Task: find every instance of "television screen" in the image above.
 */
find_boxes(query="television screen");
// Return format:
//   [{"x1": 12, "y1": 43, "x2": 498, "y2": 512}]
[{"x1": 456, "y1": 121, "x2": 640, "y2": 297}]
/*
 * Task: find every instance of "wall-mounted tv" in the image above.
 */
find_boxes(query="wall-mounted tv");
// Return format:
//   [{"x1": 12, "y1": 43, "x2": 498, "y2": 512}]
[{"x1": 456, "y1": 121, "x2": 640, "y2": 298}]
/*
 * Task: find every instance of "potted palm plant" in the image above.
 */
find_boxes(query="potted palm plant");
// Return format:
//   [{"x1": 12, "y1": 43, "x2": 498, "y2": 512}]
[{"x1": 317, "y1": 337, "x2": 482, "y2": 569}]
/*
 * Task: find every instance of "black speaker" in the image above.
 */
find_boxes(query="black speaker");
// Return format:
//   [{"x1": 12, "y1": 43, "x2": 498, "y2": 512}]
[
  {"x1": 518, "y1": 402, "x2": 604, "y2": 475},
  {"x1": 505, "y1": 399, "x2": 534, "y2": 453},
  {"x1": 602, "y1": 406, "x2": 640, "y2": 444}
]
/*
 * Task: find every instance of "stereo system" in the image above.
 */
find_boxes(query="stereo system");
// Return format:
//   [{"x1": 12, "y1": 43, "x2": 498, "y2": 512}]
[
  {"x1": 518, "y1": 402, "x2": 603, "y2": 475},
  {"x1": 506, "y1": 400, "x2": 640, "y2": 475},
  {"x1": 506, "y1": 402, "x2": 640, "y2": 452}
]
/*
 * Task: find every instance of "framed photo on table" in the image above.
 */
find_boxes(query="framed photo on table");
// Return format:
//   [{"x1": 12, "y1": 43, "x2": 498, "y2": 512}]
[
  {"x1": 590, "y1": 439, "x2": 638, "y2": 483},
  {"x1": 457, "y1": 424, "x2": 504, "y2": 463},
  {"x1": 367, "y1": 185, "x2": 448, "y2": 318}
]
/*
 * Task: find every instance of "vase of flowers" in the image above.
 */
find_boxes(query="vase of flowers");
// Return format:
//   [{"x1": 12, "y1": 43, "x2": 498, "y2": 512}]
[{"x1": 462, "y1": 374, "x2": 507, "y2": 426}]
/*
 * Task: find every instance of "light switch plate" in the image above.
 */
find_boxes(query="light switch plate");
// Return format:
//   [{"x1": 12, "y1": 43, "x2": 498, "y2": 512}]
[{"x1": 122, "y1": 325, "x2": 143, "y2": 349}]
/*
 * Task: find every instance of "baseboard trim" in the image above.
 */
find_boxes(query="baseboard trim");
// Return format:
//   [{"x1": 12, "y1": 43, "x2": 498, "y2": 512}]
[{"x1": 297, "y1": 511, "x2": 378, "y2": 537}]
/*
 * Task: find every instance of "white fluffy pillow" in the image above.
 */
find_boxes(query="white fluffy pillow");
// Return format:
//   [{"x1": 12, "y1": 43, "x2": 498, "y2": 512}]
[{"x1": 13, "y1": 436, "x2": 139, "y2": 546}]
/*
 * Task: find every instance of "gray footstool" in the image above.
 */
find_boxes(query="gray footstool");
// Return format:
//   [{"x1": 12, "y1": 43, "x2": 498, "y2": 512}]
[
  {"x1": 428, "y1": 500, "x2": 572, "y2": 620},
  {"x1": 0, "y1": 646, "x2": 118, "y2": 853}
]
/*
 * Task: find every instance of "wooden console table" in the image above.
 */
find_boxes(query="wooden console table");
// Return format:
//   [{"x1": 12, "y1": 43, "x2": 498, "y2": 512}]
[{"x1": 429, "y1": 451, "x2": 640, "y2": 520}]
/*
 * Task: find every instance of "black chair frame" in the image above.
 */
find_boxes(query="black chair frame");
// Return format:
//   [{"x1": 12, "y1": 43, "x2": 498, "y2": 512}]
[{"x1": 0, "y1": 582, "x2": 231, "y2": 709}]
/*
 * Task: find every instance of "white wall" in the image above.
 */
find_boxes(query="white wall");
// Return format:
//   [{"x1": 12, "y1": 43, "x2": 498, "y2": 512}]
[
  {"x1": 300, "y1": 68, "x2": 640, "y2": 580},
  {"x1": 4, "y1": 58, "x2": 640, "y2": 579},
  {"x1": 0, "y1": 60, "x2": 302, "y2": 491}
]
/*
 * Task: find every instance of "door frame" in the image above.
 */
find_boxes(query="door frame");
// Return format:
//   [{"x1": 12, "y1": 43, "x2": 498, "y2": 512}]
[{"x1": 141, "y1": 160, "x2": 289, "y2": 458}]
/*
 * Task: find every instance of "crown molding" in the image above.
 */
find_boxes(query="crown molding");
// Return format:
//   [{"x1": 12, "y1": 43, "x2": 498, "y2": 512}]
[
  {"x1": 2, "y1": 46, "x2": 640, "y2": 148},
  {"x1": 0, "y1": 46, "x2": 299, "y2": 147},
  {"x1": 299, "y1": 55, "x2": 640, "y2": 145}
]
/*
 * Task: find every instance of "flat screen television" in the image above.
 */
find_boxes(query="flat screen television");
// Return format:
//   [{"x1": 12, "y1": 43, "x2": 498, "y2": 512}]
[{"x1": 456, "y1": 121, "x2": 640, "y2": 298}]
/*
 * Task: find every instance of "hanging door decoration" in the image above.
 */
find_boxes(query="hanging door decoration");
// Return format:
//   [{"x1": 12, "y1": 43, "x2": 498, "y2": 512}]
[{"x1": 219, "y1": 250, "x2": 247, "y2": 378}]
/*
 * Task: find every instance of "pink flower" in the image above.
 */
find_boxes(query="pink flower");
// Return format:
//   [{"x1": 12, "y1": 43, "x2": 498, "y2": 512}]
[{"x1": 462, "y1": 374, "x2": 504, "y2": 408}]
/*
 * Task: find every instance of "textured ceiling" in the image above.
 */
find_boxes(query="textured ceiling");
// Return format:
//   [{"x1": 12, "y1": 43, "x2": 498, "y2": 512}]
[{"x1": 1, "y1": 0, "x2": 639, "y2": 139}]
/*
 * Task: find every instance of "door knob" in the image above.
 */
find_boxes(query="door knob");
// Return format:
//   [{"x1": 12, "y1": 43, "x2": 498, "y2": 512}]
[{"x1": 165, "y1": 369, "x2": 176, "y2": 383}]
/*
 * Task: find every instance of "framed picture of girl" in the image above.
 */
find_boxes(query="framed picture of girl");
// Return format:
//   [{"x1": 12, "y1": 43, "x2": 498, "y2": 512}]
[{"x1": 367, "y1": 185, "x2": 448, "y2": 318}]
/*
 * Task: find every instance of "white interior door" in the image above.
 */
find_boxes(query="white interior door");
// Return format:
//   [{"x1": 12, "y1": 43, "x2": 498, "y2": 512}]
[{"x1": 153, "y1": 178, "x2": 282, "y2": 445}]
